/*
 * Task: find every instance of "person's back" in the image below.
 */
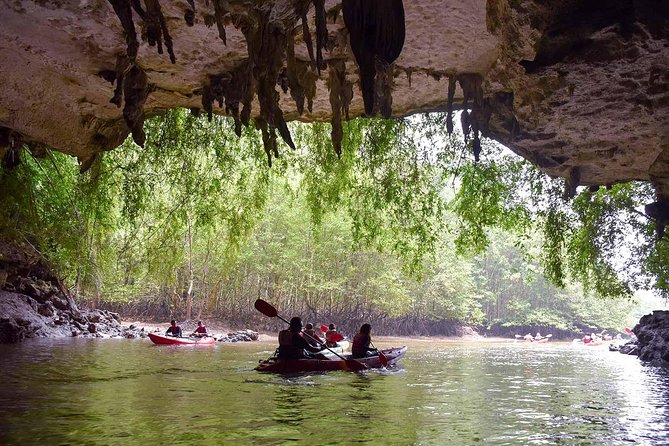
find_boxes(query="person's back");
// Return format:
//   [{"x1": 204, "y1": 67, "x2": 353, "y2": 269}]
[
  {"x1": 277, "y1": 317, "x2": 323, "y2": 360},
  {"x1": 352, "y1": 323, "x2": 375, "y2": 358},
  {"x1": 278, "y1": 329, "x2": 298, "y2": 359}
]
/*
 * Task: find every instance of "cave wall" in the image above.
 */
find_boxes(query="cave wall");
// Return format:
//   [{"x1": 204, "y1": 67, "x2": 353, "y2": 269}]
[{"x1": 0, "y1": 0, "x2": 667, "y2": 201}]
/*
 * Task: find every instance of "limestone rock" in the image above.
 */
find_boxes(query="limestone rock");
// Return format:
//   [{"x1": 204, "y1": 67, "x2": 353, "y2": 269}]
[
  {"x1": 0, "y1": 0, "x2": 667, "y2": 196},
  {"x1": 634, "y1": 310, "x2": 669, "y2": 365}
]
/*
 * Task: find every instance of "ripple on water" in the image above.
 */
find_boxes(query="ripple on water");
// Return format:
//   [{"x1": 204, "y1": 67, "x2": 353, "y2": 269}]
[{"x1": 0, "y1": 338, "x2": 667, "y2": 445}]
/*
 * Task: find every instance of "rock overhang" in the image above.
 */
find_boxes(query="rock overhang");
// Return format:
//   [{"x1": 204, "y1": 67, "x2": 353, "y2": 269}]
[{"x1": 0, "y1": 0, "x2": 667, "y2": 200}]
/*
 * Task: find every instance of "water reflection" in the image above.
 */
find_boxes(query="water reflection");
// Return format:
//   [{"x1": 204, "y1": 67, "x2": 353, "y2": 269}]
[{"x1": 0, "y1": 338, "x2": 667, "y2": 445}]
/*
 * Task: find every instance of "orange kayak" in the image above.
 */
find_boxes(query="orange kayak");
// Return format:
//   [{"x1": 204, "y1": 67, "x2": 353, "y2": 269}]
[{"x1": 148, "y1": 333, "x2": 216, "y2": 345}]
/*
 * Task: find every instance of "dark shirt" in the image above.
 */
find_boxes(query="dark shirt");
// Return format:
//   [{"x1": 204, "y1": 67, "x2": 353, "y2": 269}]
[
  {"x1": 193, "y1": 326, "x2": 207, "y2": 336},
  {"x1": 352, "y1": 333, "x2": 373, "y2": 357},
  {"x1": 278, "y1": 330, "x2": 322, "y2": 359},
  {"x1": 166, "y1": 325, "x2": 182, "y2": 337}
]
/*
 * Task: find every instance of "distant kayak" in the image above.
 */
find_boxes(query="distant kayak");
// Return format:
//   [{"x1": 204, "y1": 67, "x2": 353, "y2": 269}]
[
  {"x1": 256, "y1": 346, "x2": 407, "y2": 373},
  {"x1": 148, "y1": 333, "x2": 216, "y2": 345}
]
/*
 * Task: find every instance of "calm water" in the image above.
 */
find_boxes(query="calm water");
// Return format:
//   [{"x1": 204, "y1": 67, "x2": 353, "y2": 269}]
[{"x1": 0, "y1": 337, "x2": 667, "y2": 445}]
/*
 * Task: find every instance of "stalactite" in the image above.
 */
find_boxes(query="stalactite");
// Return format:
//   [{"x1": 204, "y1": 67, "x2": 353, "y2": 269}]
[
  {"x1": 107, "y1": 53, "x2": 154, "y2": 151},
  {"x1": 342, "y1": 0, "x2": 405, "y2": 116},
  {"x1": 300, "y1": 12, "x2": 316, "y2": 71},
  {"x1": 212, "y1": 0, "x2": 229, "y2": 44},
  {"x1": 458, "y1": 73, "x2": 483, "y2": 109},
  {"x1": 107, "y1": 0, "x2": 139, "y2": 61},
  {"x1": 374, "y1": 58, "x2": 393, "y2": 118},
  {"x1": 201, "y1": 62, "x2": 253, "y2": 136},
  {"x1": 312, "y1": 0, "x2": 328, "y2": 74},
  {"x1": 196, "y1": 1, "x2": 350, "y2": 164},
  {"x1": 256, "y1": 118, "x2": 277, "y2": 167},
  {"x1": 563, "y1": 166, "x2": 581, "y2": 200},
  {"x1": 286, "y1": 33, "x2": 317, "y2": 115},
  {"x1": 144, "y1": 0, "x2": 176, "y2": 63},
  {"x1": 238, "y1": 6, "x2": 296, "y2": 165},
  {"x1": 122, "y1": 65, "x2": 153, "y2": 147},
  {"x1": 327, "y1": 59, "x2": 353, "y2": 157},
  {"x1": 110, "y1": 55, "x2": 130, "y2": 107},
  {"x1": 446, "y1": 75, "x2": 456, "y2": 134},
  {"x1": 184, "y1": 0, "x2": 196, "y2": 26},
  {"x1": 454, "y1": 73, "x2": 484, "y2": 161}
]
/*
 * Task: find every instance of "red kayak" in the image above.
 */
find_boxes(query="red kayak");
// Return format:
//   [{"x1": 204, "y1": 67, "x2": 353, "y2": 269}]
[
  {"x1": 256, "y1": 346, "x2": 407, "y2": 373},
  {"x1": 148, "y1": 333, "x2": 216, "y2": 345}
]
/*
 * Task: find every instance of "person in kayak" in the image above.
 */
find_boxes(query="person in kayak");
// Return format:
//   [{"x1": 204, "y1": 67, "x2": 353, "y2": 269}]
[
  {"x1": 325, "y1": 323, "x2": 339, "y2": 347},
  {"x1": 352, "y1": 323, "x2": 378, "y2": 358},
  {"x1": 191, "y1": 320, "x2": 208, "y2": 338},
  {"x1": 166, "y1": 320, "x2": 182, "y2": 337},
  {"x1": 303, "y1": 323, "x2": 322, "y2": 347},
  {"x1": 278, "y1": 317, "x2": 324, "y2": 360}
]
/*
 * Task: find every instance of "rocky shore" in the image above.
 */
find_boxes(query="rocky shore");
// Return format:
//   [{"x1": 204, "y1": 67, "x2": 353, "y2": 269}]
[
  {"x1": 0, "y1": 238, "x2": 260, "y2": 343},
  {"x1": 620, "y1": 310, "x2": 669, "y2": 365},
  {"x1": 0, "y1": 287, "x2": 261, "y2": 343},
  {"x1": 0, "y1": 287, "x2": 139, "y2": 342}
]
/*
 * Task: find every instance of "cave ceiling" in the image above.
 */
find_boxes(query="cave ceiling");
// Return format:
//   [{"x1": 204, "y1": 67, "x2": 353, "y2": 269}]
[{"x1": 0, "y1": 0, "x2": 668, "y2": 200}]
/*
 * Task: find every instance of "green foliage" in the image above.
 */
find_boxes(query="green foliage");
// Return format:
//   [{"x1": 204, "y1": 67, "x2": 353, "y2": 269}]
[{"x1": 0, "y1": 109, "x2": 666, "y2": 333}]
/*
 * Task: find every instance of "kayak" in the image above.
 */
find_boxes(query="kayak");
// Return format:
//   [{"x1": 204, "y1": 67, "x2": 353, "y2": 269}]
[
  {"x1": 256, "y1": 346, "x2": 407, "y2": 373},
  {"x1": 148, "y1": 332, "x2": 216, "y2": 345},
  {"x1": 523, "y1": 337, "x2": 549, "y2": 343},
  {"x1": 320, "y1": 340, "x2": 350, "y2": 357}
]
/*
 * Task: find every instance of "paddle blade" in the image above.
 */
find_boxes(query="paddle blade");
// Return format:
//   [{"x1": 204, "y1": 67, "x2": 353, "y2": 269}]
[
  {"x1": 345, "y1": 359, "x2": 367, "y2": 372},
  {"x1": 254, "y1": 299, "x2": 277, "y2": 318},
  {"x1": 625, "y1": 327, "x2": 633, "y2": 334},
  {"x1": 378, "y1": 350, "x2": 389, "y2": 367},
  {"x1": 330, "y1": 333, "x2": 345, "y2": 342},
  {"x1": 320, "y1": 325, "x2": 328, "y2": 333},
  {"x1": 546, "y1": 334, "x2": 553, "y2": 338}
]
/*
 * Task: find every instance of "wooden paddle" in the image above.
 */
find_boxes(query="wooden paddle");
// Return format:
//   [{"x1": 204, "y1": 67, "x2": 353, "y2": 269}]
[{"x1": 254, "y1": 299, "x2": 366, "y2": 372}]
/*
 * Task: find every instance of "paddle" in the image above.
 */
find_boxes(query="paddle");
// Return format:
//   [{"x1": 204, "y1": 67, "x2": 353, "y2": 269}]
[
  {"x1": 320, "y1": 325, "x2": 345, "y2": 343},
  {"x1": 329, "y1": 333, "x2": 345, "y2": 342},
  {"x1": 254, "y1": 299, "x2": 366, "y2": 372},
  {"x1": 370, "y1": 340, "x2": 388, "y2": 367}
]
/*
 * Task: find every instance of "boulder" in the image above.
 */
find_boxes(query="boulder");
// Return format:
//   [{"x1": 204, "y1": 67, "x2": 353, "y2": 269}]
[
  {"x1": 0, "y1": 291, "x2": 51, "y2": 342},
  {"x1": 634, "y1": 310, "x2": 669, "y2": 365}
]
